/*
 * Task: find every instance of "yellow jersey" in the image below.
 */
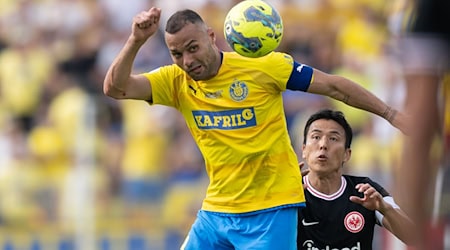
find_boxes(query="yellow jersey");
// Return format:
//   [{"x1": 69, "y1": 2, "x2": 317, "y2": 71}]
[{"x1": 143, "y1": 51, "x2": 312, "y2": 213}]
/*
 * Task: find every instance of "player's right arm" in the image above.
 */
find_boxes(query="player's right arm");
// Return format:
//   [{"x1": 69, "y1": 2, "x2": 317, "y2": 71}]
[
  {"x1": 103, "y1": 7, "x2": 161, "y2": 101},
  {"x1": 307, "y1": 68, "x2": 409, "y2": 134}
]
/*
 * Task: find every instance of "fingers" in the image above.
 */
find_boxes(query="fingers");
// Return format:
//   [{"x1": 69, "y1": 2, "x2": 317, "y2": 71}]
[
  {"x1": 299, "y1": 162, "x2": 309, "y2": 177},
  {"x1": 299, "y1": 162, "x2": 304, "y2": 169},
  {"x1": 134, "y1": 7, "x2": 161, "y2": 29},
  {"x1": 355, "y1": 183, "x2": 378, "y2": 198},
  {"x1": 301, "y1": 169, "x2": 309, "y2": 177},
  {"x1": 349, "y1": 195, "x2": 362, "y2": 203},
  {"x1": 352, "y1": 183, "x2": 382, "y2": 210}
]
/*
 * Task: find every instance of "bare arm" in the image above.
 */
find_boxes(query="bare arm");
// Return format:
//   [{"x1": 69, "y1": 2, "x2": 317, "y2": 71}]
[
  {"x1": 103, "y1": 7, "x2": 161, "y2": 100},
  {"x1": 379, "y1": 204, "x2": 417, "y2": 246},
  {"x1": 308, "y1": 68, "x2": 409, "y2": 134}
]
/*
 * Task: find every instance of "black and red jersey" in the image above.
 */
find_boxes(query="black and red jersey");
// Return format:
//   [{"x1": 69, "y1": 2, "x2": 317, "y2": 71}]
[{"x1": 297, "y1": 175, "x2": 392, "y2": 250}]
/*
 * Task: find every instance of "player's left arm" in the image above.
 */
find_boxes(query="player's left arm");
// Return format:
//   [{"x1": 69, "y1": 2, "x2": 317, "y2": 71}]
[
  {"x1": 350, "y1": 183, "x2": 416, "y2": 245},
  {"x1": 377, "y1": 199, "x2": 417, "y2": 246},
  {"x1": 306, "y1": 68, "x2": 409, "y2": 134}
]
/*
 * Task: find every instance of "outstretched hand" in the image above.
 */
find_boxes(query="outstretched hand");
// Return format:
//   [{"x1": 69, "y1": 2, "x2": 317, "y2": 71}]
[
  {"x1": 132, "y1": 7, "x2": 161, "y2": 44},
  {"x1": 349, "y1": 183, "x2": 384, "y2": 211}
]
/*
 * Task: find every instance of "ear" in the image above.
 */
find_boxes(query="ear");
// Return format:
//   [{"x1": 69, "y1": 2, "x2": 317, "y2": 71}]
[
  {"x1": 343, "y1": 148, "x2": 351, "y2": 164},
  {"x1": 301, "y1": 144, "x2": 306, "y2": 159},
  {"x1": 207, "y1": 27, "x2": 216, "y2": 43}
]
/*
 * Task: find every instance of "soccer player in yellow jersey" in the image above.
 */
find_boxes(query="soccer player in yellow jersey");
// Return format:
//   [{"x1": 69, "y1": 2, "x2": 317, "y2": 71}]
[{"x1": 103, "y1": 7, "x2": 408, "y2": 250}]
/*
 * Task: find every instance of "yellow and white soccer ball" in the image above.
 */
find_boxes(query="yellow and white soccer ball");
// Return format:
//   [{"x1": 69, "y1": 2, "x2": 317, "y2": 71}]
[{"x1": 224, "y1": 0, "x2": 283, "y2": 58}]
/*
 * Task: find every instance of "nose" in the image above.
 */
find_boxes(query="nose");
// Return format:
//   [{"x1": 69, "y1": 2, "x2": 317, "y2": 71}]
[
  {"x1": 183, "y1": 53, "x2": 194, "y2": 69},
  {"x1": 319, "y1": 137, "x2": 328, "y2": 150}
]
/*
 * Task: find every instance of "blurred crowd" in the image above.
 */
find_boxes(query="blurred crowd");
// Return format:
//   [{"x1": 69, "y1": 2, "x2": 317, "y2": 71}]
[{"x1": 0, "y1": 0, "x2": 448, "y2": 249}]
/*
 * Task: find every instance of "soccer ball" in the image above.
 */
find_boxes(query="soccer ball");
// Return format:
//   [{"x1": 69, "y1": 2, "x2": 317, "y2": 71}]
[{"x1": 224, "y1": 0, "x2": 283, "y2": 58}]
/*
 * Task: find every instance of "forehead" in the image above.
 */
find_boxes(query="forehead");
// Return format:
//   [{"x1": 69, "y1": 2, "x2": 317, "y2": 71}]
[
  {"x1": 308, "y1": 119, "x2": 345, "y2": 135},
  {"x1": 165, "y1": 22, "x2": 207, "y2": 50}
]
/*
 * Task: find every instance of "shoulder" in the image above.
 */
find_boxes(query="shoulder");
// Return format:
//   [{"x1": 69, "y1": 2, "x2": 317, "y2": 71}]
[
  {"x1": 150, "y1": 64, "x2": 185, "y2": 75},
  {"x1": 142, "y1": 64, "x2": 186, "y2": 81},
  {"x1": 343, "y1": 175, "x2": 372, "y2": 184},
  {"x1": 343, "y1": 175, "x2": 390, "y2": 197},
  {"x1": 223, "y1": 51, "x2": 294, "y2": 68}
]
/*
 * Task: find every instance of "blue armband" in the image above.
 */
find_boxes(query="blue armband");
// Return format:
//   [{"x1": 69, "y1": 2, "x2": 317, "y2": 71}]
[{"x1": 286, "y1": 61, "x2": 313, "y2": 91}]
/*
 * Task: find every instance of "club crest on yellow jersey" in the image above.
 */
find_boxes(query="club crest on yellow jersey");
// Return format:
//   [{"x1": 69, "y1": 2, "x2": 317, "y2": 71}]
[{"x1": 229, "y1": 80, "x2": 248, "y2": 102}]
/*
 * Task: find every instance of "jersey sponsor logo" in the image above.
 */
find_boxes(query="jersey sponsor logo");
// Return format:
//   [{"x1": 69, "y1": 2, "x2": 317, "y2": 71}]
[
  {"x1": 301, "y1": 219, "x2": 319, "y2": 226},
  {"x1": 229, "y1": 80, "x2": 248, "y2": 102},
  {"x1": 192, "y1": 108, "x2": 256, "y2": 130},
  {"x1": 344, "y1": 211, "x2": 364, "y2": 233},
  {"x1": 302, "y1": 240, "x2": 361, "y2": 250},
  {"x1": 205, "y1": 90, "x2": 223, "y2": 99}
]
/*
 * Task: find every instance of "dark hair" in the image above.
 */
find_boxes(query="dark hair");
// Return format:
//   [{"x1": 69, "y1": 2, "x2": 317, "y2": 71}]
[
  {"x1": 303, "y1": 109, "x2": 353, "y2": 149},
  {"x1": 165, "y1": 9, "x2": 205, "y2": 34}
]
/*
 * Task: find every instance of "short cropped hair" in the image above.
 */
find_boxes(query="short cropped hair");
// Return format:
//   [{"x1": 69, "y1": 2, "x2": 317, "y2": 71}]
[
  {"x1": 165, "y1": 9, "x2": 205, "y2": 34},
  {"x1": 303, "y1": 109, "x2": 353, "y2": 149}
]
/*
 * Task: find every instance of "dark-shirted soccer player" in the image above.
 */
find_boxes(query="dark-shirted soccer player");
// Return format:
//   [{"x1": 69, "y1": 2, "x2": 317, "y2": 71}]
[{"x1": 298, "y1": 109, "x2": 415, "y2": 249}]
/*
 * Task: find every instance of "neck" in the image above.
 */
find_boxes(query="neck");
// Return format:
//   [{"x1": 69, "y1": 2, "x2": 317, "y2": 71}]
[
  {"x1": 213, "y1": 49, "x2": 223, "y2": 72},
  {"x1": 306, "y1": 172, "x2": 343, "y2": 195},
  {"x1": 204, "y1": 49, "x2": 222, "y2": 80}
]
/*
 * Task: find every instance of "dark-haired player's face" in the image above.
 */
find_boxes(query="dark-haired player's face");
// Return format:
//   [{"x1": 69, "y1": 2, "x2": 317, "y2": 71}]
[
  {"x1": 302, "y1": 119, "x2": 351, "y2": 175},
  {"x1": 165, "y1": 22, "x2": 219, "y2": 81}
]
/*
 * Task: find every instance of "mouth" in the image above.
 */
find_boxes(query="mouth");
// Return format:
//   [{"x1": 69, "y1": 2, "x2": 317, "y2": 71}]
[
  {"x1": 188, "y1": 65, "x2": 202, "y2": 74},
  {"x1": 317, "y1": 154, "x2": 328, "y2": 161}
]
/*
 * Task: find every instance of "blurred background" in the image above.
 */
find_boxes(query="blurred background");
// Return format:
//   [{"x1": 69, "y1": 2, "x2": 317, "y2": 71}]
[{"x1": 0, "y1": 0, "x2": 448, "y2": 249}]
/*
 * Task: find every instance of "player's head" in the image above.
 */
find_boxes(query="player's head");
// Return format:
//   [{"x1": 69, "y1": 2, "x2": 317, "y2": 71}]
[
  {"x1": 165, "y1": 9, "x2": 220, "y2": 81},
  {"x1": 165, "y1": 9, "x2": 205, "y2": 34},
  {"x1": 302, "y1": 109, "x2": 353, "y2": 170},
  {"x1": 303, "y1": 109, "x2": 353, "y2": 149}
]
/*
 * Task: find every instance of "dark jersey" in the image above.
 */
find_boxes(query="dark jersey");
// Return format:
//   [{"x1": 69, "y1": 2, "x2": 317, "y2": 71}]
[
  {"x1": 297, "y1": 175, "x2": 391, "y2": 250},
  {"x1": 401, "y1": 0, "x2": 450, "y2": 73},
  {"x1": 409, "y1": 0, "x2": 450, "y2": 38}
]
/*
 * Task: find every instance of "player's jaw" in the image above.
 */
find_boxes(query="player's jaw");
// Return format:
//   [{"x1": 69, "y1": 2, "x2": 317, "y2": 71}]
[{"x1": 186, "y1": 53, "x2": 220, "y2": 81}]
